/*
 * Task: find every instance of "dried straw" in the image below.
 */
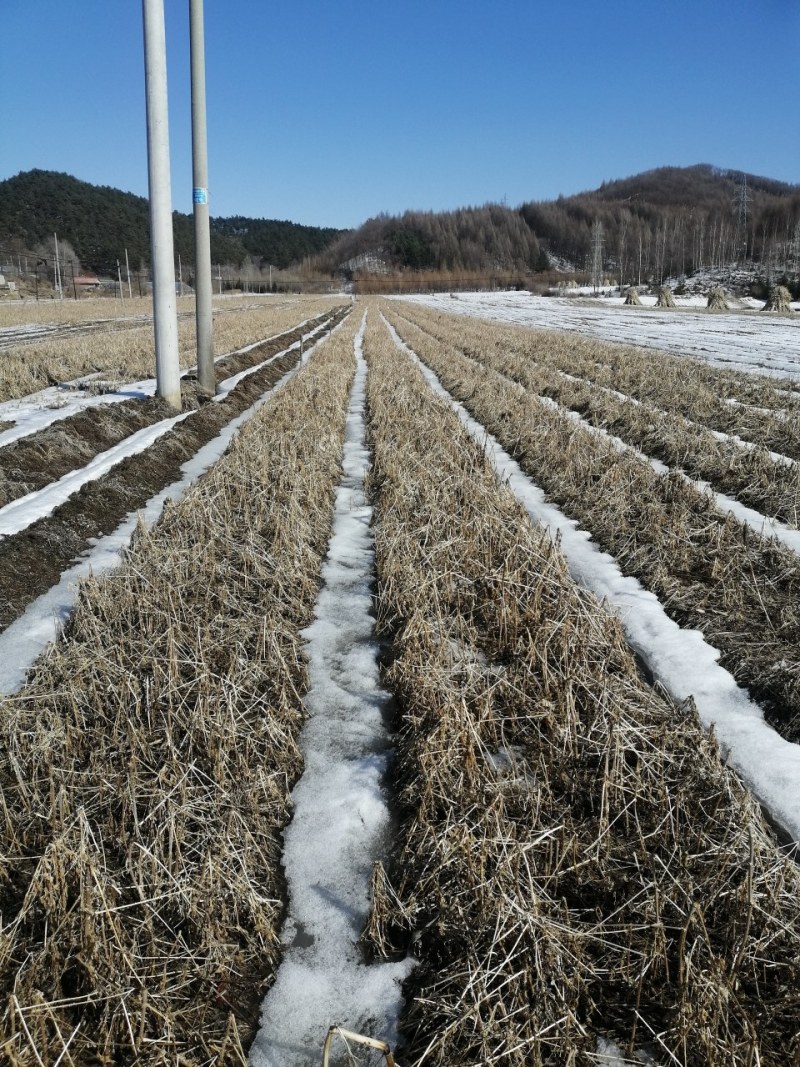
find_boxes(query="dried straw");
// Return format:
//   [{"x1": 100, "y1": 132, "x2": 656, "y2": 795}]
[
  {"x1": 0, "y1": 313, "x2": 359, "y2": 1063},
  {"x1": 382, "y1": 306, "x2": 800, "y2": 746},
  {"x1": 361, "y1": 310, "x2": 800, "y2": 1066}
]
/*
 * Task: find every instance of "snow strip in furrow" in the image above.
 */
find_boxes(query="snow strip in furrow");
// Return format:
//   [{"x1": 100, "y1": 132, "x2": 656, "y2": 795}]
[
  {"x1": 0, "y1": 408, "x2": 193, "y2": 537},
  {"x1": 0, "y1": 388, "x2": 149, "y2": 451},
  {"x1": 212, "y1": 316, "x2": 329, "y2": 396},
  {"x1": 0, "y1": 314, "x2": 324, "y2": 451},
  {"x1": 0, "y1": 319, "x2": 342, "y2": 695},
  {"x1": 557, "y1": 366, "x2": 798, "y2": 468},
  {"x1": 383, "y1": 315, "x2": 800, "y2": 845},
  {"x1": 416, "y1": 320, "x2": 800, "y2": 554},
  {"x1": 533, "y1": 391, "x2": 800, "y2": 555},
  {"x1": 250, "y1": 315, "x2": 412, "y2": 1067},
  {"x1": 453, "y1": 341, "x2": 800, "y2": 553},
  {"x1": 0, "y1": 325, "x2": 328, "y2": 539}
]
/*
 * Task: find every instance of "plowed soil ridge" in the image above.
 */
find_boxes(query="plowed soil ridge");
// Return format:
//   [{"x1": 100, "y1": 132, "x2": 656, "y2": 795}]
[
  {"x1": 0, "y1": 307, "x2": 350, "y2": 632},
  {"x1": 0, "y1": 311, "x2": 340, "y2": 507}
]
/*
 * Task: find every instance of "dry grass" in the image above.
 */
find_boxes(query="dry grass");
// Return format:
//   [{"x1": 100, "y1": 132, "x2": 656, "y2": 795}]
[
  {"x1": 394, "y1": 300, "x2": 800, "y2": 459},
  {"x1": 362, "y1": 311, "x2": 800, "y2": 1066},
  {"x1": 0, "y1": 295, "x2": 346, "y2": 403},
  {"x1": 390, "y1": 304, "x2": 800, "y2": 526},
  {"x1": 0, "y1": 294, "x2": 305, "y2": 329},
  {"x1": 0, "y1": 312, "x2": 358, "y2": 1063},
  {"x1": 382, "y1": 307, "x2": 800, "y2": 745}
]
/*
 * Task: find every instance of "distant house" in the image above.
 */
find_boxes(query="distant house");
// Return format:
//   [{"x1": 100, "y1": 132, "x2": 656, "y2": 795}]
[{"x1": 73, "y1": 274, "x2": 101, "y2": 291}]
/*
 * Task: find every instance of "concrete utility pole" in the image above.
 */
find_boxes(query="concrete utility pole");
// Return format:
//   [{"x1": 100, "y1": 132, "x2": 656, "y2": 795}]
[
  {"x1": 590, "y1": 220, "x2": 604, "y2": 293},
  {"x1": 142, "y1": 0, "x2": 181, "y2": 409},
  {"x1": 190, "y1": 0, "x2": 215, "y2": 395},
  {"x1": 53, "y1": 233, "x2": 63, "y2": 299}
]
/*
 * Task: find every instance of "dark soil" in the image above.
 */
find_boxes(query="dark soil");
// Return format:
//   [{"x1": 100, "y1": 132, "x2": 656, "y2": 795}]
[
  {"x1": 0, "y1": 311, "x2": 340, "y2": 507},
  {"x1": 0, "y1": 306, "x2": 349, "y2": 632}
]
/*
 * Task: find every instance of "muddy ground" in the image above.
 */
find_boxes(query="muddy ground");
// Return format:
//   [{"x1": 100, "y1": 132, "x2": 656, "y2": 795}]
[{"x1": 0, "y1": 307, "x2": 349, "y2": 632}]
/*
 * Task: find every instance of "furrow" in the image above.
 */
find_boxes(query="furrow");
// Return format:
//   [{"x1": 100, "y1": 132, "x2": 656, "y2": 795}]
[
  {"x1": 384, "y1": 304, "x2": 800, "y2": 746},
  {"x1": 0, "y1": 310, "x2": 360, "y2": 1064},
  {"x1": 363, "y1": 308, "x2": 800, "y2": 1067}
]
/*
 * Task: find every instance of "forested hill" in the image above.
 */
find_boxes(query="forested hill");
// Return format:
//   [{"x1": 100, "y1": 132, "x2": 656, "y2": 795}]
[
  {"x1": 318, "y1": 165, "x2": 800, "y2": 281},
  {"x1": 0, "y1": 170, "x2": 346, "y2": 274},
  {"x1": 315, "y1": 204, "x2": 549, "y2": 276},
  {"x1": 519, "y1": 165, "x2": 800, "y2": 280},
  {"x1": 3, "y1": 165, "x2": 798, "y2": 284}
]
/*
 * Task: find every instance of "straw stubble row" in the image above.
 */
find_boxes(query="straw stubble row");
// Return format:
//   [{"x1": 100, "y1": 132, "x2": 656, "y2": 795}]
[
  {"x1": 383, "y1": 305, "x2": 800, "y2": 745},
  {"x1": 399, "y1": 304, "x2": 800, "y2": 525},
  {"x1": 0, "y1": 313, "x2": 358, "y2": 1064},
  {"x1": 0, "y1": 295, "x2": 344, "y2": 403},
  {"x1": 361, "y1": 311, "x2": 800, "y2": 1067},
  {"x1": 395, "y1": 300, "x2": 800, "y2": 458}
]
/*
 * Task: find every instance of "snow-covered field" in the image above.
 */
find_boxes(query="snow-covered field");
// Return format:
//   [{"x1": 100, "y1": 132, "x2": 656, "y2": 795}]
[
  {"x1": 386, "y1": 314, "x2": 800, "y2": 844},
  {"x1": 401, "y1": 290, "x2": 800, "y2": 378},
  {"x1": 1, "y1": 297, "x2": 799, "y2": 1064}
]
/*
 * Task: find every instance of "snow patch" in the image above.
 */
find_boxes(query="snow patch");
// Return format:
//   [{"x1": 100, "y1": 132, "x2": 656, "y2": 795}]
[
  {"x1": 384, "y1": 314, "x2": 800, "y2": 845},
  {"x1": 397, "y1": 291, "x2": 800, "y2": 380},
  {"x1": 250, "y1": 314, "x2": 412, "y2": 1066}
]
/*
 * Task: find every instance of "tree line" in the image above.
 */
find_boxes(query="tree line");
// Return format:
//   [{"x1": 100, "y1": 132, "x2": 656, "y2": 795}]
[
  {"x1": 3, "y1": 165, "x2": 798, "y2": 292},
  {"x1": 520, "y1": 165, "x2": 800, "y2": 285},
  {"x1": 0, "y1": 169, "x2": 346, "y2": 279},
  {"x1": 318, "y1": 165, "x2": 800, "y2": 288},
  {"x1": 316, "y1": 205, "x2": 550, "y2": 277}
]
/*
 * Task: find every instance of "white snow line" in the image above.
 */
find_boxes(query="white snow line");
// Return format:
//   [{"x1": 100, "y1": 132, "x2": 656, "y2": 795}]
[
  {"x1": 554, "y1": 367, "x2": 797, "y2": 467},
  {"x1": 533, "y1": 386, "x2": 800, "y2": 555},
  {"x1": 399, "y1": 308, "x2": 799, "y2": 470},
  {"x1": 0, "y1": 386, "x2": 155, "y2": 451},
  {"x1": 383, "y1": 314, "x2": 800, "y2": 846},
  {"x1": 0, "y1": 314, "x2": 331, "y2": 451},
  {"x1": 433, "y1": 336, "x2": 800, "y2": 556},
  {"x1": 724, "y1": 396, "x2": 792, "y2": 422},
  {"x1": 250, "y1": 313, "x2": 412, "y2": 1067},
  {"x1": 0, "y1": 322, "x2": 345, "y2": 695},
  {"x1": 0, "y1": 410, "x2": 193, "y2": 538},
  {"x1": 0, "y1": 325, "x2": 332, "y2": 539}
]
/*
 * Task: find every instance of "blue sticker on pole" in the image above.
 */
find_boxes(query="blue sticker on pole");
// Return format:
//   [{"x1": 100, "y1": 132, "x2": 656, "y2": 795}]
[{"x1": 193, "y1": 187, "x2": 208, "y2": 205}]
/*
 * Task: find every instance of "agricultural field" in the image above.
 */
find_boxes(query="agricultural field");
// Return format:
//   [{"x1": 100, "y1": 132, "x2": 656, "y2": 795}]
[
  {"x1": 0, "y1": 293, "x2": 798, "y2": 1066},
  {"x1": 410, "y1": 289, "x2": 800, "y2": 379}
]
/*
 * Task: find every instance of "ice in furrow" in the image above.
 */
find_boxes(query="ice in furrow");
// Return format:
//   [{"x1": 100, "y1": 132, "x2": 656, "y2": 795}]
[
  {"x1": 250, "y1": 313, "x2": 412, "y2": 1067},
  {"x1": 0, "y1": 322, "x2": 340, "y2": 695},
  {"x1": 0, "y1": 314, "x2": 323, "y2": 451},
  {"x1": 383, "y1": 314, "x2": 800, "y2": 846},
  {"x1": 0, "y1": 323, "x2": 332, "y2": 539}
]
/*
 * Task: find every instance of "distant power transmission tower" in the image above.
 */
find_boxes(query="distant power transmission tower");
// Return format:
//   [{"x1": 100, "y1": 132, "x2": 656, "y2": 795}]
[
  {"x1": 591, "y1": 220, "x2": 604, "y2": 292},
  {"x1": 733, "y1": 173, "x2": 751, "y2": 266}
]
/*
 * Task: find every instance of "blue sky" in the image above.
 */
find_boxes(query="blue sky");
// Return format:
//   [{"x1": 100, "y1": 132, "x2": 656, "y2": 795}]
[{"x1": 2, "y1": 1, "x2": 798, "y2": 229}]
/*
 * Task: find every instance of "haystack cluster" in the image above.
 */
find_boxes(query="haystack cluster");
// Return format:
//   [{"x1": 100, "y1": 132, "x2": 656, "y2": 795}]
[
  {"x1": 707, "y1": 288, "x2": 730, "y2": 310},
  {"x1": 362, "y1": 312, "x2": 800, "y2": 1066},
  {"x1": 655, "y1": 286, "x2": 676, "y2": 308},
  {"x1": 383, "y1": 305, "x2": 800, "y2": 745},
  {"x1": 762, "y1": 285, "x2": 793, "y2": 313},
  {"x1": 0, "y1": 314, "x2": 357, "y2": 1063}
]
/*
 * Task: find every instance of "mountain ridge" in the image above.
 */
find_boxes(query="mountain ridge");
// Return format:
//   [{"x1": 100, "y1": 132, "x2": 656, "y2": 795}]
[
  {"x1": 0, "y1": 169, "x2": 346, "y2": 277},
  {"x1": 1, "y1": 165, "x2": 798, "y2": 284}
]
